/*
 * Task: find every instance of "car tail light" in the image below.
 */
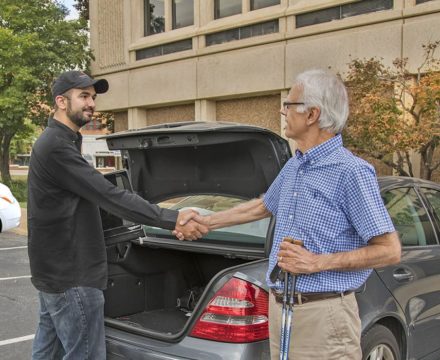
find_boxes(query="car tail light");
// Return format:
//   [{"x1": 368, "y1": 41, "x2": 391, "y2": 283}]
[{"x1": 190, "y1": 277, "x2": 268, "y2": 343}]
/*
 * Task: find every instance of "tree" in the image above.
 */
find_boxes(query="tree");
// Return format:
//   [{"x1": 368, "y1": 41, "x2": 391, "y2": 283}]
[
  {"x1": 344, "y1": 42, "x2": 440, "y2": 180},
  {"x1": 74, "y1": 0, "x2": 89, "y2": 21},
  {"x1": 0, "y1": 0, "x2": 93, "y2": 185},
  {"x1": 9, "y1": 119, "x2": 39, "y2": 162}
]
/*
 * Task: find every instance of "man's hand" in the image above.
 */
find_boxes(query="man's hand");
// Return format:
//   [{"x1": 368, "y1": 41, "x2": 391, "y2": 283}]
[
  {"x1": 174, "y1": 209, "x2": 209, "y2": 241},
  {"x1": 277, "y1": 239, "x2": 320, "y2": 275}
]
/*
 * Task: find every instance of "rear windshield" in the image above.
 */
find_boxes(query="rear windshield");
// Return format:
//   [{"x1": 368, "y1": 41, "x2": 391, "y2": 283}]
[{"x1": 142, "y1": 195, "x2": 269, "y2": 247}]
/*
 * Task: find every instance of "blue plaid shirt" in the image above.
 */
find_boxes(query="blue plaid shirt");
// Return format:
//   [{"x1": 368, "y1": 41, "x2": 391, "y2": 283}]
[{"x1": 264, "y1": 135, "x2": 395, "y2": 293}]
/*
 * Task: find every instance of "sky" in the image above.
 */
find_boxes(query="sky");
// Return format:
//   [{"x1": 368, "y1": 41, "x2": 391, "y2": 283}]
[{"x1": 59, "y1": 0, "x2": 79, "y2": 20}]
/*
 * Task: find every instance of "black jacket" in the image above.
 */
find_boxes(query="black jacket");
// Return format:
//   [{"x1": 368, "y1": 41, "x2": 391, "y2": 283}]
[{"x1": 27, "y1": 118, "x2": 178, "y2": 293}]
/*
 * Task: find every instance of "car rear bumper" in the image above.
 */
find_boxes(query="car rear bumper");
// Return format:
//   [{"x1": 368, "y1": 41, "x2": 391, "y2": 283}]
[{"x1": 106, "y1": 327, "x2": 270, "y2": 360}]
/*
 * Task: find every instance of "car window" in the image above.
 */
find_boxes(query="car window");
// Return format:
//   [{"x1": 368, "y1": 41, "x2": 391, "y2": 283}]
[
  {"x1": 420, "y1": 188, "x2": 440, "y2": 222},
  {"x1": 382, "y1": 187, "x2": 436, "y2": 247},
  {"x1": 143, "y1": 195, "x2": 270, "y2": 247}
]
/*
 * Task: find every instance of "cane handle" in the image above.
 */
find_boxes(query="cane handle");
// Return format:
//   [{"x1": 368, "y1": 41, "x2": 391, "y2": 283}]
[{"x1": 282, "y1": 237, "x2": 304, "y2": 247}]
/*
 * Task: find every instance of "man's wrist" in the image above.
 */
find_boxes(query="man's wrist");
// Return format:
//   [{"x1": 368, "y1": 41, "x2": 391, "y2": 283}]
[{"x1": 205, "y1": 214, "x2": 213, "y2": 230}]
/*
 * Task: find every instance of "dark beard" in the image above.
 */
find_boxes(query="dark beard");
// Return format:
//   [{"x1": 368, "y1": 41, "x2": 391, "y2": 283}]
[{"x1": 67, "y1": 104, "x2": 92, "y2": 128}]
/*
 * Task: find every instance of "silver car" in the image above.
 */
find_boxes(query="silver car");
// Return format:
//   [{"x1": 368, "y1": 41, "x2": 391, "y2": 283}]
[{"x1": 101, "y1": 122, "x2": 440, "y2": 360}]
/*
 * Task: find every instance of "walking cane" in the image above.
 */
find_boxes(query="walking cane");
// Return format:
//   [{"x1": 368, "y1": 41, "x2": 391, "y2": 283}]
[
  {"x1": 282, "y1": 272, "x2": 297, "y2": 360},
  {"x1": 271, "y1": 237, "x2": 303, "y2": 360},
  {"x1": 279, "y1": 270, "x2": 289, "y2": 360}
]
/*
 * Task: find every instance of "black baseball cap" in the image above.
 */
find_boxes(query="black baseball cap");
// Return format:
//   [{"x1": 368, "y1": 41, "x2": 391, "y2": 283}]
[{"x1": 52, "y1": 70, "x2": 109, "y2": 100}]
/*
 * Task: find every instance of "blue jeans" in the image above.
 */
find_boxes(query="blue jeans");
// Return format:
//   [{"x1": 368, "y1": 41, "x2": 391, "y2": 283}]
[{"x1": 32, "y1": 287, "x2": 106, "y2": 360}]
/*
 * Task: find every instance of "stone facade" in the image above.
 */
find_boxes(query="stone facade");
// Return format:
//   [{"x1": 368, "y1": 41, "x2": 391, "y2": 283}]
[{"x1": 89, "y1": 0, "x2": 440, "y2": 177}]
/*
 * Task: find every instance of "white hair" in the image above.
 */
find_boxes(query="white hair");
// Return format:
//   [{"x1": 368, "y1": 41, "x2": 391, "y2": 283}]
[{"x1": 292, "y1": 69, "x2": 349, "y2": 133}]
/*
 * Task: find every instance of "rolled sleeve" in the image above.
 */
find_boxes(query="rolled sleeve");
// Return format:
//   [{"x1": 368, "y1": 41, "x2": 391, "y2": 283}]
[{"x1": 343, "y1": 164, "x2": 395, "y2": 243}]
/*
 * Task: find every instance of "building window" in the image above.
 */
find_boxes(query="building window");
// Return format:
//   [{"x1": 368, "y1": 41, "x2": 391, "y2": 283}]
[
  {"x1": 206, "y1": 20, "x2": 278, "y2": 46},
  {"x1": 214, "y1": 0, "x2": 242, "y2": 19},
  {"x1": 96, "y1": 156, "x2": 116, "y2": 168},
  {"x1": 136, "y1": 39, "x2": 192, "y2": 60},
  {"x1": 342, "y1": 0, "x2": 393, "y2": 18},
  {"x1": 172, "y1": 0, "x2": 194, "y2": 29},
  {"x1": 144, "y1": 0, "x2": 165, "y2": 36},
  {"x1": 296, "y1": 7, "x2": 339, "y2": 28},
  {"x1": 250, "y1": 0, "x2": 280, "y2": 11},
  {"x1": 296, "y1": 0, "x2": 393, "y2": 28}
]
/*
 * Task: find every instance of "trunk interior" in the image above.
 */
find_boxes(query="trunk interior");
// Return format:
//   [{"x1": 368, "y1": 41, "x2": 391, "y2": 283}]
[{"x1": 104, "y1": 239, "x2": 252, "y2": 334}]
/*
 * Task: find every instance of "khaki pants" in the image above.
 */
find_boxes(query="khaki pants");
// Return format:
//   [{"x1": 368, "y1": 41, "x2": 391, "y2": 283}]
[{"x1": 269, "y1": 292, "x2": 362, "y2": 360}]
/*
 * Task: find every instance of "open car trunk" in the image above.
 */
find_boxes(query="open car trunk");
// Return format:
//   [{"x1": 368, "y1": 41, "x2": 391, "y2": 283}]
[
  {"x1": 104, "y1": 235, "x2": 256, "y2": 335},
  {"x1": 100, "y1": 122, "x2": 290, "y2": 338}
]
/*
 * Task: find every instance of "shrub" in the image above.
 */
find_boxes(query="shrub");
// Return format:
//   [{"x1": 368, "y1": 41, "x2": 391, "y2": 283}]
[{"x1": 10, "y1": 179, "x2": 27, "y2": 203}]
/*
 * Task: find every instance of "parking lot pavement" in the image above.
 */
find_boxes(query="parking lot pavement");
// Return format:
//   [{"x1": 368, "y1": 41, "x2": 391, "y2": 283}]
[{"x1": 0, "y1": 230, "x2": 38, "y2": 360}]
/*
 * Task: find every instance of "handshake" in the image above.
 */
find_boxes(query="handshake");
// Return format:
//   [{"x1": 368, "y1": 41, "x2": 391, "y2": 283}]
[{"x1": 173, "y1": 209, "x2": 210, "y2": 241}]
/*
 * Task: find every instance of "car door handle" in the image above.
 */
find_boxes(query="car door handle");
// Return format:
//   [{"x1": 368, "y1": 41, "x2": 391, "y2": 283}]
[{"x1": 393, "y1": 268, "x2": 414, "y2": 282}]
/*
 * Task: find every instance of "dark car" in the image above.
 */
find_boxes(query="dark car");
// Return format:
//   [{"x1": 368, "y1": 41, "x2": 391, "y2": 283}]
[{"x1": 100, "y1": 122, "x2": 440, "y2": 360}]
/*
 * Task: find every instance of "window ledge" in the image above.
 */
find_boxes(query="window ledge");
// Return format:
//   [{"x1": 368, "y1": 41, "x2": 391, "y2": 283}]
[
  {"x1": 403, "y1": 0, "x2": 440, "y2": 17},
  {"x1": 129, "y1": 25, "x2": 196, "y2": 51}
]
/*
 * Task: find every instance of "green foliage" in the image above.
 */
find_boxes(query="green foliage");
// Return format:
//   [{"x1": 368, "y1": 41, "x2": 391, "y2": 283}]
[
  {"x1": 9, "y1": 119, "x2": 39, "y2": 160},
  {"x1": 344, "y1": 42, "x2": 440, "y2": 180},
  {"x1": 74, "y1": 0, "x2": 89, "y2": 21},
  {"x1": 0, "y1": 0, "x2": 93, "y2": 184},
  {"x1": 9, "y1": 178, "x2": 27, "y2": 203}
]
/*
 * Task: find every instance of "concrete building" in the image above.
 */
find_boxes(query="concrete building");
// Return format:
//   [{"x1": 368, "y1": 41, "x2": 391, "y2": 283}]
[{"x1": 89, "y1": 0, "x2": 440, "y2": 163}]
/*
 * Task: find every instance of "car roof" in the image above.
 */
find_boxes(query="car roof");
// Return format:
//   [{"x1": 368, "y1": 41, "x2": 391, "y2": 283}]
[{"x1": 378, "y1": 176, "x2": 440, "y2": 189}]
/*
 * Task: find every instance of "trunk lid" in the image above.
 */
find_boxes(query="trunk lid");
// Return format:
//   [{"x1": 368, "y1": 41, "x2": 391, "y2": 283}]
[{"x1": 103, "y1": 121, "x2": 291, "y2": 202}]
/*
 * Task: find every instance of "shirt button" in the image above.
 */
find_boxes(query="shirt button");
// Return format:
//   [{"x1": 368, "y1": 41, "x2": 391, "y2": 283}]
[
  {"x1": 293, "y1": 192, "x2": 297, "y2": 197},
  {"x1": 289, "y1": 215, "x2": 293, "y2": 219},
  {"x1": 299, "y1": 170, "x2": 304, "y2": 174}
]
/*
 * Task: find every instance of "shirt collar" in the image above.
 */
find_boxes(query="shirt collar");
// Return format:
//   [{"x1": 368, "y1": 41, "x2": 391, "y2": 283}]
[
  {"x1": 295, "y1": 134, "x2": 343, "y2": 164},
  {"x1": 48, "y1": 117, "x2": 82, "y2": 142}
]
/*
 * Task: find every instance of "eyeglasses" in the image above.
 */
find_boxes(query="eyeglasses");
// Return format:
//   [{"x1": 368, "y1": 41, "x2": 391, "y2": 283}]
[{"x1": 282, "y1": 101, "x2": 305, "y2": 112}]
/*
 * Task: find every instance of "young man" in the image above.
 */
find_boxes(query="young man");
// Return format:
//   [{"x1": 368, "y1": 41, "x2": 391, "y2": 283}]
[
  {"x1": 177, "y1": 69, "x2": 401, "y2": 359},
  {"x1": 28, "y1": 70, "x2": 207, "y2": 359}
]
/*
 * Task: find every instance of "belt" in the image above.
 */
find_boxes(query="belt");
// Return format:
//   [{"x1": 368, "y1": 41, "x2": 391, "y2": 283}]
[{"x1": 270, "y1": 288, "x2": 353, "y2": 305}]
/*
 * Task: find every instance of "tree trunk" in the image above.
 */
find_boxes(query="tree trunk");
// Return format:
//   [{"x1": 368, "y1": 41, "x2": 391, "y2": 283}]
[
  {"x1": 0, "y1": 132, "x2": 14, "y2": 186},
  {"x1": 395, "y1": 152, "x2": 411, "y2": 177},
  {"x1": 420, "y1": 145, "x2": 434, "y2": 180}
]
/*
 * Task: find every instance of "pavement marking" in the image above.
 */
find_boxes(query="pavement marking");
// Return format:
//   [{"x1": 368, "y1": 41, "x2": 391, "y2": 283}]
[
  {"x1": 0, "y1": 246, "x2": 27, "y2": 251},
  {"x1": 0, "y1": 334, "x2": 35, "y2": 346},
  {"x1": 0, "y1": 275, "x2": 31, "y2": 281}
]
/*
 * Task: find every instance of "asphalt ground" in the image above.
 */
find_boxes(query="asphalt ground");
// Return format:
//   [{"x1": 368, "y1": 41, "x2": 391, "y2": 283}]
[{"x1": 0, "y1": 227, "x2": 38, "y2": 360}]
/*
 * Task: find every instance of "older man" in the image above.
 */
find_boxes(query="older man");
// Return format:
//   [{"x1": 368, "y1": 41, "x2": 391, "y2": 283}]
[{"x1": 177, "y1": 69, "x2": 401, "y2": 359}]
